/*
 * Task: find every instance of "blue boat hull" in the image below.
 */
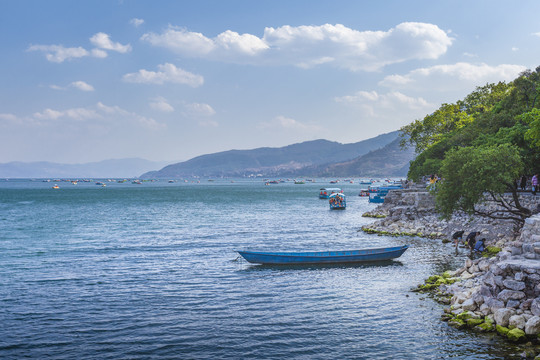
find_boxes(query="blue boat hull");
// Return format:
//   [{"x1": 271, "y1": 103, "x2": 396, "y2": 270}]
[{"x1": 237, "y1": 245, "x2": 408, "y2": 265}]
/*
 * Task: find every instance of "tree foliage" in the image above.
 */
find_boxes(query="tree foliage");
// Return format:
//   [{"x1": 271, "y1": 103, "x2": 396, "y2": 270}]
[
  {"x1": 436, "y1": 144, "x2": 530, "y2": 224},
  {"x1": 399, "y1": 66, "x2": 540, "y2": 223}
]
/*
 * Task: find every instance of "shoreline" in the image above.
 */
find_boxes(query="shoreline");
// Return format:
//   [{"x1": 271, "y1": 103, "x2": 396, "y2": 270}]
[{"x1": 362, "y1": 187, "x2": 540, "y2": 357}]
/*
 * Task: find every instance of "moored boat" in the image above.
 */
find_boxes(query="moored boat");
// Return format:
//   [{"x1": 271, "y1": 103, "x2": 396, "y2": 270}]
[
  {"x1": 329, "y1": 192, "x2": 346, "y2": 210},
  {"x1": 237, "y1": 245, "x2": 409, "y2": 265},
  {"x1": 319, "y1": 188, "x2": 342, "y2": 199}
]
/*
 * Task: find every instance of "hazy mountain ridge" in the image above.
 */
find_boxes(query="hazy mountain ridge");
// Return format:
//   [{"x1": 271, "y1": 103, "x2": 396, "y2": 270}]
[
  {"x1": 142, "y1": 131, "x2": 411, "y2": 178},
  {"x1": 0, "y1": 158, "x2": 169, "y2": 178},
  {"x1": 317, "y1": 137, "x2": 415, "y2": 177}
]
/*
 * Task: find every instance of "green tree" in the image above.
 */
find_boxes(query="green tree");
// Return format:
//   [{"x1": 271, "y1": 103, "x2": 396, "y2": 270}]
[
  {"x1": 520, "y1": 108, "x2": 540, "y2": 148},
  {"x1": 436, "y1": 144, "x2": 531, "y2": 226},
  {"x1": 400, "y1": 103, "x2": 473, "y2": 153}
]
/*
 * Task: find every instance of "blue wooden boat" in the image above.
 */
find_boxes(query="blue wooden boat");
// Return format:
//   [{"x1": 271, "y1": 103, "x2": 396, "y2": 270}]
[{"x1": 237, "y1": 245, "x2": 408, "y2": 265}]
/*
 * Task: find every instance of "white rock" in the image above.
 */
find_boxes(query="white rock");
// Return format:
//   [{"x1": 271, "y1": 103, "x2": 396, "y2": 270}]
[
  {"x1": 494, "y1": 308, "x2": 514, "y2": 327},
  {"x1": 462, "y1": 298, "x2": 477, "y2": 311},
  {"x1": 525, "y1": 316, "x2": 540, "y2": 335},
  {"x1": 509, "y1": 314, "x2": 526, "y2": 330}
]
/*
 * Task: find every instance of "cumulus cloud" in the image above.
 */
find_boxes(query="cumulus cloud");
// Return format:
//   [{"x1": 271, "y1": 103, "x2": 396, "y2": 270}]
[
  {"x1": 198, "y1": 120, "x2": 219, "y2": 127},
  {"x1": 70, "y1": 81, "x2": 94, "y2": 91},
  {"x1": 150, "y1": 97, "x2": 174, "y2": 112},
  {"x1": 123, "y1": 63, "x2": 204, "y2": 87},
  {"x1": 335, "y1": 90, "x2": 435, "y2": 128},
  {"x1": 259, "y1": 115, "x2": 321, "y2": 132},
  {"x1": 19, "y1": 103, "x2": 163, "y2": 129},
  {"x1": 533, "y1": 32, "x2": 540, "y2": 38},
  {"x1": 141, "y1": 22, "x2": 453, "y2": 71},
  {"x1": 379, "y1": 62, "x2": 527, "y2": 90},
  {"x1": 28, "y1": 33, "x2": 130, "y2": 62},
  {"x1": 27, "y1": 44, "x2": 89, "y2": 63},
  {"x1": 0, "y1": 113, "x2": 19, "y2": 123},
  {"x1": 90, "y1": 32, "x2": 131, "y2": 53},
  {"x1": 183, "y1": 102, "x2": 216, "y2": 117},
  {"x1": 33, "y1": 107, "x2": 98, "y2": 121},
  {"x1": 130, "y1": 18, "x2": 144, "y2": 27}
]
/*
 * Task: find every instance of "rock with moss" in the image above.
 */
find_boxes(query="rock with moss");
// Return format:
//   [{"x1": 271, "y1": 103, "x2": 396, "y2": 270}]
[
  {"x1": 496, "y1": 325, "x2": 510, "y2": 336},
  {"x1": 448, "y1": 318, "x2": 466, "y2": 329},
  {"x1": 475, "y1": 322, "x2": 494, "y2": 332},
  {"x1": 506, "y1": 328, "x2": 526, "y2": 342},
  {"x1": 482, "y1": 246, "x2": 502, "y2": 258},
  {"x1": 467, "y1": 318, "x2": 484, "y2": 328}
]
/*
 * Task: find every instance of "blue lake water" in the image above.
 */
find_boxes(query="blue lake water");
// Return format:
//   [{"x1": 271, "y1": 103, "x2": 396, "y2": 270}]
[{"x1": 0, "y1": 179, "x2": 524, "y2": 359}]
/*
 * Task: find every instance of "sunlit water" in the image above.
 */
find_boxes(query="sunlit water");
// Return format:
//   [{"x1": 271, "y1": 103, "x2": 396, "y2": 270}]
[{"x1": 0, "y1": 179, "x2": 525, "y2": 359}]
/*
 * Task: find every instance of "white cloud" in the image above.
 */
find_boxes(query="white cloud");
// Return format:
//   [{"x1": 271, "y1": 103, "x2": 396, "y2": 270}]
[
  {"x1": 198, "y1": 120, "x2": 219, "y2": 127},
  {"x1": 150, "y1": 97, "x2": 174, "y2": 112},
  {"x1": 90, "y1": 32, "x2": 131, "y2": 53},
  {"x1": 141, "y1": 22, "x2": 453, "y2": 71},
  {"x1": 183, "y1": 102, "x2": 216, "y2": 117},
  {"x1": 91, "y1": 48, "x2": 108, "y2": 58},
  {"x1": 96, "y1": 102, "x2": 164, "y2": 129},
  {"x1": 33, "y1": 107, "x2": 98, "y2": 121},
  {"x1": 379, "y1": 62, "x2": 526, "y2": 90},
  {"x1": 27, "y1": 44, "x2": 89, "y2": 63},
  {"x1": 130, "y1": 18, "x2": 144, "y2": 27},
  {"x1": 336, "y1": 90, "x2": 432, "y2": 110},
  {"x1": 532, "y1": 32, "x2": 540, "y2": 38},
  {"x1": 512, "y1": 47, "x2": 519, "y2": 52},
  {"x1": 19, "y1": 103, "x2": 164, "y2": 129},
  {"x1": 0, "y1": 113, "x2": 19, "y2": 123},
  {"x1": 70, "y1": 81, "x2": 94, "y2": 92},
  {"x1": 259, "y1": 115, "x2": 321, "y2": 132},
  {"x1": 123, "y1": 63, "x2": 204, "y2": 87},
  {"x1": 335, "y1": 90, "x2": 434, "y2": 127},
  {"x1": 28, "y1": 33, "x2": 130, "y2": 63}
]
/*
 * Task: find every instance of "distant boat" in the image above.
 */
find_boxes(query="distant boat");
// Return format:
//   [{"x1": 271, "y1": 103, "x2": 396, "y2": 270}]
[
  {"x1": 294, "y1": 180, "x2": 305, "y2": 184},
  {"x1": 358, "y1": 189, "x2": 370, "y2": 197},
  {"x1": 319, "y1": 188, "x2": 342, "y2": 199},
  {"x1": 237, "y1": 245, "x2": 409, "y2": 265},
  {"x1": 368, "y1": 185, "x2": 402, "y2": 203},
  {"x1": 329, "y1": 192, "x2": 346, "y2": 210},
  {"x1": 52, "y1": 184, "x2": 59, "y2": 189}
]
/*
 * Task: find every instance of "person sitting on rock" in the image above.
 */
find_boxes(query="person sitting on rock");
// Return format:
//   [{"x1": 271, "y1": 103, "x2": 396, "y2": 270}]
[
  {"x1": 466, "y1": 231, "x2": 481, "y2": 257},
  {"x1": 474, "y1": 238, "x2": 486, "y2": 252},
  {"x1": 452, "y1": 230, "x2": 465, "y2": 255}
]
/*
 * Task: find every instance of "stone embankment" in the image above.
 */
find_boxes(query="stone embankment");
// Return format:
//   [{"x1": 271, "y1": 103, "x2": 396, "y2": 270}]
[
  {"x1": 439, "y1": 214, "x2": 540, "y2": 344},
  {"x1": 362, "y1": 188, "x2": 538, "y2": 244}
]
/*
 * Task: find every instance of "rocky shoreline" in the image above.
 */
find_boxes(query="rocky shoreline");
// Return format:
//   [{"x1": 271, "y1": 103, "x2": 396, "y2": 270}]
[{"x1": 362, "y1": 188, "x2": 540, "y2": 358}]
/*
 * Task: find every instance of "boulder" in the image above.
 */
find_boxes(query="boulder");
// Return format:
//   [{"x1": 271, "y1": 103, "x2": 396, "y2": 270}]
[
  {"x1": 508, "y1": 315, "x2": 526, "y2": 330},
  {"x1": 524, "y1": 316, "x2": 540, "y2": 335},
  {"x1": 462, "y1": 298, "x2": 477, "y2": 312},
  {"x1": 494, "y1": 308, "x2": 514, "y2": 327},
  {"x1": 497, "y1": 289, "x2": 526, "y2": 303},
  {"x1": 506, "y1": 300, "x2": 520, "y2": 309},
  {"x1": 485, "y1": 297, "x2": 505, "y2": 313},
  {"x1": 532, "y1": 298, "x2": 540, "y2": 317},
  {"x1": 502, "y1": 279, "x2": 526, "y2": 291},
  {"x1": 506, "y1": 328, "x2": 526, "y2": 342}
]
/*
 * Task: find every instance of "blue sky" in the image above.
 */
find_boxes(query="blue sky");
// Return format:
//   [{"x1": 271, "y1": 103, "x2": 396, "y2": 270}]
[{"x1": 1, "y1": 0, "x2": 539, "y2": 163}]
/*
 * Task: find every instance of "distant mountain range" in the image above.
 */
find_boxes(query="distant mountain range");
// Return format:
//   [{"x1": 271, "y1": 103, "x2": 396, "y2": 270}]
[
  {"x1": 142, "y1": 131, "x2": 415, "y2": 178},
  {"x1": 0, "y1": 158, "x2": 169, "y2": 179}
]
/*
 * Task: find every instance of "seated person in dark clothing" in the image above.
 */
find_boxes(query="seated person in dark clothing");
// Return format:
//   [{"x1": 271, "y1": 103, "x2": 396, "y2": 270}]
[
  {"x1": 474, "y1": 238, "x2": 486, "y2": 253},
  {"x1": 466, "y1": 231, "x2": 481, "y2": 256}
]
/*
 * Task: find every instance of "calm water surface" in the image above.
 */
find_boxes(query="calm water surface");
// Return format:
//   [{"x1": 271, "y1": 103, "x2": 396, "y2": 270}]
[{"x1": 0, "y1": 180, "x2": 525, "y2": 359}]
